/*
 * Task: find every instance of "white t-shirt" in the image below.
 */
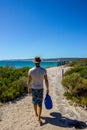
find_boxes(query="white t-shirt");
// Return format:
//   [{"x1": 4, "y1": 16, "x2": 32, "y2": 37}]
[{"x1": 28, "y1": 67, "x2": 46, "y2": 89}]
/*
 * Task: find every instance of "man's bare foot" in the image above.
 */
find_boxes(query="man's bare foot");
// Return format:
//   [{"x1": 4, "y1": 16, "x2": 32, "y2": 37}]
[
  {"x1": 38, "y1": 116, "x2": 42, "y2": 122},
  {"x1": 38, "y1": 118, "x2": 42, "y2": 126},
  {"x1": 35, "y1": 113, "x2": 38, "y2": 117},
  {"x1": 38, "y1": 119, "x2": 42, "y2": 122}
]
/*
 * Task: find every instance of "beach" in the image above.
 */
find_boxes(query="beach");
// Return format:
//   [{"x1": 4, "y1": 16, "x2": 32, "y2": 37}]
[{"x1": 0, "y1": 66, "x2": 87, "y2": 130}]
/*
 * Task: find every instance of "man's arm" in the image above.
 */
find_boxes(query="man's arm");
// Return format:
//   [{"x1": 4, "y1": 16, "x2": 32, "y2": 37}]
[
  {"x1": 44, "y1": 74, "x2": 49, "y2": 94},
  {"x1": 27, "y1": 75, "x2": 32, "y2": 93}
]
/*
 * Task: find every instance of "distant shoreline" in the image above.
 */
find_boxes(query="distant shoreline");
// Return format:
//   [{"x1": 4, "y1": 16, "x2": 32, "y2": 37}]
[
  {"x1": 0, "y1": 60, "x2": 58, "y2": 68},
  {"x1": 0, "y1": 57, "x2": 84, "y2": 61},
  {"x1": 0, "y1": 58, "x2": 86, "y2": 68}
]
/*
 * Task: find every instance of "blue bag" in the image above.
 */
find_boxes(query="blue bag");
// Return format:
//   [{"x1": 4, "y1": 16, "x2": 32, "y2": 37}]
[{"x1": 44, "y1": 93, "x2": 53, "y2": 110}]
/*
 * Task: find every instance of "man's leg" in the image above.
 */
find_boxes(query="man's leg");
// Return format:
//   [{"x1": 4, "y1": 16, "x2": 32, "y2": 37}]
[
  {"x1": 37, "y1": 105, "x2": 42, "y2": 122},
  {"x1": 32, "y1": 89, "x2": 38, "y2": 116},
  {"x1": 33, "y1": 104, "x2": 38, "y2": 116},
  {"x1": 37, "y1": 89, "x2": 43, "y2": 122}
]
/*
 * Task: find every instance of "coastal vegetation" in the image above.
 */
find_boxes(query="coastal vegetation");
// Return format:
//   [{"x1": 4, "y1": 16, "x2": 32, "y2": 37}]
[
  {"x1": 1, "y1": 58, "x2": 87, "y2": 108},
  {"x1": 0, "y1": 66, "x2": 29, "y2": 102},
  {"x1": 62, "y1": 58, "x2": 87, "y2": 107}
]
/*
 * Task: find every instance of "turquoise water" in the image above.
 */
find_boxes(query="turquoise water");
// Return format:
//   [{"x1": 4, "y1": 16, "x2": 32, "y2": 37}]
[{"x1": 0, "y1": 60, "x2": 59, "y2": 68}]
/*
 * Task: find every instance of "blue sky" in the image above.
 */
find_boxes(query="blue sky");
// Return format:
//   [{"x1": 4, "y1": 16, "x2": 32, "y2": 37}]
[{"x1": 0, "y1": 0, "x2": 87, "y2": 60}]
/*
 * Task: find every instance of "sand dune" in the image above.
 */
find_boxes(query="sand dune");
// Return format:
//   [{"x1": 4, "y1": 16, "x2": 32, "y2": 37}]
[{"x1": 0, "y1": 66, "x2": 87, "y2": 130}]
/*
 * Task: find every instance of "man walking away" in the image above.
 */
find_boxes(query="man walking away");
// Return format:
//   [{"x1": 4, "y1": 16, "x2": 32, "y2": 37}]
[{"x1": 27, "y1": 56, "x2": 49, "y2": 124}]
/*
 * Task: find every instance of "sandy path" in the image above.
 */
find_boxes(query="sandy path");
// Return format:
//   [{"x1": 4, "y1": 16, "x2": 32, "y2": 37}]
[{"x1": 0, "y1": 66, "x2": 87, "y2": 130}]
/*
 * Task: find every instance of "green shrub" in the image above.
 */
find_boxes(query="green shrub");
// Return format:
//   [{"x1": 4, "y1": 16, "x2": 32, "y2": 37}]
[
  {"x1": 0, "y1": 67, "x2": 30, "y2": 102},
  {"x1": 64, "y1": 66, "x2": 87, "y2": 77},
  {"x1": 69, "y1": 58, "x2": 87, "y2": 67},
  {"x1": 62, "y1": 73, "x2": 83, "y2": 94},
  {"x1": 62, "y1": 63, "x2": 87, "y2": 107},
  {"x1": 81, "y1": 97, "x2": 87, "y2": 107}
]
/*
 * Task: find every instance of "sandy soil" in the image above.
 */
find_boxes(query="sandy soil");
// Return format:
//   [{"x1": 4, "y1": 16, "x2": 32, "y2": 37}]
[{"x1": 0, "y1": 66, "x2": 87, "y2": 130}]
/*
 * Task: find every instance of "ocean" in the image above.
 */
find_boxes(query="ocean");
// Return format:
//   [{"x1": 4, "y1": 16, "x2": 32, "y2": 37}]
[{"x1": 0, "y1": 60, "x2": 59, "y2": 68}]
